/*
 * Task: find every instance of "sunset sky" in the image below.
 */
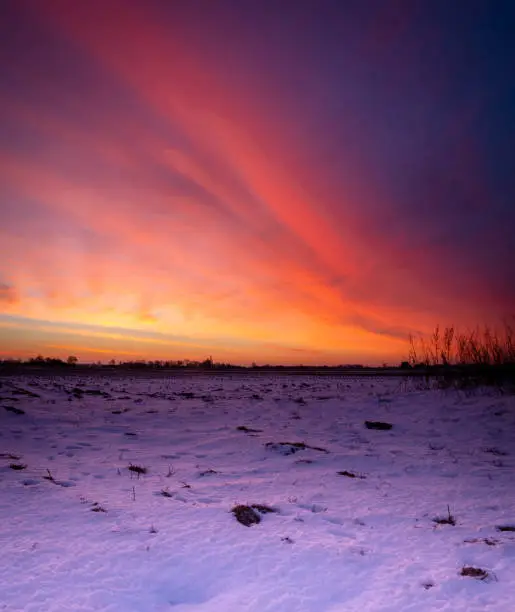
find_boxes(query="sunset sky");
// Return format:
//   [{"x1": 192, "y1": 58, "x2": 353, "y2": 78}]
[{"x1": 1, "y1": 0, "x2": 514, "y2": 365}]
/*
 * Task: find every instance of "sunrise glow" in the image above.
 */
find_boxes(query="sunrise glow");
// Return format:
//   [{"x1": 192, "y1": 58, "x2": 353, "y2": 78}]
[{"x1": 1, "y1": 1, "x2": 513, "y2": 364}]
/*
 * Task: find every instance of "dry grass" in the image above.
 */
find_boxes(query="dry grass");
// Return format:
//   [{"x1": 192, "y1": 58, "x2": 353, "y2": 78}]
[
  {"x1": 433, "y1": 505, "x2": 456, "y2": 526},
  {"x1": 265, "y1": 441, "x2": 328, "y2": 455},
  {"x1": 337, "y1": 470, "x2": 366, "y2": 479},
  {"x1": 409, "y1": 322, "x2": 515, "y2": 367},
  {"x1": 0, "y1": 453, "x2": 21, "y2": 460},
  {"x1": 232, "y1": 505, "x2": 261, "y2": 527},
  {"x1": 464, "y1": 537, "x2": 499, "y2": 546},
  {"x1": 460, "y1": 566, "x2": 493, "y2": 580},
  {"x1": 232, "y1": 504, "x2": 278, "y2": 526},
  {"x1": 408, "y1": 321, "x2": 515, "y2": 389},
  {"x1": 128, "y1": 464, "x2": 147, "y2": 477},
  {"x1": 364, "y1": 421, "x2": 393, "y2": 431},
  {"x1": 199, "y1": 468, "x2": 219, "y2": 477},
  {"x1": 4, "y1": 406, "x2": 25, "y2": 415},
  {"x1": 91, "y1": 502, "x2": 107, "y2": 513}
]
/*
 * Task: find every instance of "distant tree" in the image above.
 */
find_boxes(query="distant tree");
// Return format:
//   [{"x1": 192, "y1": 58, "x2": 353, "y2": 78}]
[
  {"x1": 201, "y1": 356, "x2": 213, "y2": 369},
  {"x1": 67, "y1": 355, "x2": 78, "y2": 366}
]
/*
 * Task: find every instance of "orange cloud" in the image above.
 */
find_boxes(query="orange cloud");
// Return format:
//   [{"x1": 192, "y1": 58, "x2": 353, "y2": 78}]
[{"x1": 0, "y1": 283, "x2": 18, "y2": 305}]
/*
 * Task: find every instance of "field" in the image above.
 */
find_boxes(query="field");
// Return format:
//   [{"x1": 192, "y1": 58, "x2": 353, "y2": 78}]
[{"x1": 1, "y1": 373, "x2": 514, "y2": 611}]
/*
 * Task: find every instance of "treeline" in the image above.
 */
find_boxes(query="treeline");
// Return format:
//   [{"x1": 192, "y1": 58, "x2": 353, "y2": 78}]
[
  {"x1": 0, "y1": 356, "x2": 372, "y2": 371},
  {"x1": 0, "y1": 355, "x2": 79, "y2": 367},
  {"x1": 102, "y1": 357, "x2": 242, "y2": 370},
  {"x1": 0, "y1": 355, "x2": 236, "y2": 370}
]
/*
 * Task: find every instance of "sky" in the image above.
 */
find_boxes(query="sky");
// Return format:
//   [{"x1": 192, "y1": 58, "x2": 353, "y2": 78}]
[{"x1": 1, "y1": 0, "x2": 514, "y2": 365}]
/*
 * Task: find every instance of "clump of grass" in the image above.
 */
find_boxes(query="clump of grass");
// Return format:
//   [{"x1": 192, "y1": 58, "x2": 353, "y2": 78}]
[
  {"x1": 236, "y1": 425, "x2": 263, "y2": 433},
  {"x1": 410, "y1": 322, "x2": 515, "y2": 367},
  {"x1": 460, "y1": 566, "x2": 491, "y2": 580},
  {"x1": 0, "y1": 453, "x2": 21, "y2": 460},
  {"x1": 464, "y1": 537, "x2": 499, "y2": 546},
  {"x1": 199, "y1": 468, "x2": 219, "y2": 477},
  {"x1": 232, "y1": 505, "x2": 261, "y2": 527},
  {"x1": 265, "y1": 441, "x2": 328, "y2": 455},
  {"x1": 364, "y1": 421, "x2": 393, "y2": 431},
  {"x1": 484, "y1": 447, "x2": 508, "y2": 456},
  {"x1": 159, "y1": 488, "x2": 174, "y2": 498},
  {"x1": 232, "y1": 504, "x2": 278, "y2": 527},
  {"x1": 83, "y1": 389, "x2": 108, "y2": 397},
  {"x1": 128, "y1": 464, "x2": 147, "y2": 478},
  {"x1": 338, "y1": 469, "x2": 357, "y2": 478},
  {"x1": 433, "y1": 505, "x2": 456, "y2": 526},
  {"x1": 408, "y1": 321, "x2": 515, "y2": 389},
  {"x1": 9, "y1": 463, "x2": 27, "y2": 470},
  {"x1": 4, "y1": 406, "x2": 25, "y2": 415},
  {"x1": 177, "y1": 391, "x2": 195, "y2": 399},
  {"x1": 496, "y1": 525, "x2": 515, "y2": 532},
  {"x1": 483, "y1": 538, "x2": 499, "y2": 546},
  {"x1": 91, "y1": 502, "x2": 107, "y2": 513},
  {"x1": 337, "y1": 470, "x2": 366, "y2": 479},
  {"x1": 11, "y1": 386, "x2": 39, "y2": 398},
  {"x1": 43, "y1": 469, "x2": 55, "y2": 482}
]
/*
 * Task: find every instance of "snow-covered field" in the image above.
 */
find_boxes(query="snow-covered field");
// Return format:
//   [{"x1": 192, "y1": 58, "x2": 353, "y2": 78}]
[{"x1": 1, "y1": 373, "x2": 514, "y2": 611}]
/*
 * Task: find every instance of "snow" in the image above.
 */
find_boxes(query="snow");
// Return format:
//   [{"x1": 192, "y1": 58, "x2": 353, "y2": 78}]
[{"x1": 1, "y1": 373, "x2": 514, "y2": 611}]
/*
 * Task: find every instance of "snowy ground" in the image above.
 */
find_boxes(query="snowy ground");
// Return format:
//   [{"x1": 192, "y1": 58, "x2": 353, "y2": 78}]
[{"x1": 1, "y1": 373, "x2": 514, "y2": 611}]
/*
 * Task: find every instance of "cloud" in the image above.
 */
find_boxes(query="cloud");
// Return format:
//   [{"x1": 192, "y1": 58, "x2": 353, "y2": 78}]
[{"x1": 0, "y1": 283, "x2": 18, "y2": 305}]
